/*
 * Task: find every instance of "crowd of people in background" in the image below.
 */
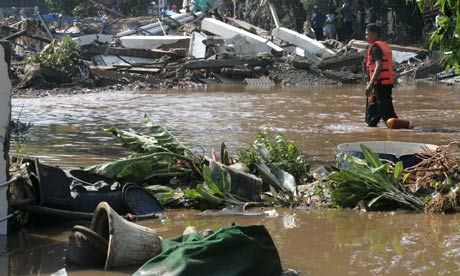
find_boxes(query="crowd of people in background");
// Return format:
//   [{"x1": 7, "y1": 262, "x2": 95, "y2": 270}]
[
  {"x1": 305, "y1": 0, "x2": 378, "y2": 42},
  {"x1": 300, "y1": 0, "x2": 440, "y2": 46}
]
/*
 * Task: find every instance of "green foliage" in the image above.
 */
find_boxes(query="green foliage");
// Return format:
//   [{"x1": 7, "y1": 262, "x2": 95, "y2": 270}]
[
  {"x1": 145, "y1": 185, "x2": 184, "y2": 206},
  {"x1": 238, "y1": 126, "x2": 310, "y2": 183},
  {"x1": 85, "y1": 115, "x2": 200, "y2": 184},
  {"x1": 299, "y1": 0, "x2": 321, "y2": 13},
  {"x1": 45, "y1": 0, "x2": 82, "y2": 15},
  {"x1": 328, "y1": 145, "x2": 425, "y2": 211},
  {"x1": 27, "y1": 35, "x2": 78, "y2": 75},
  {"x1": 414, "y1": 0, "x2": 460, "y2": 72},
  {"x1": 46, "y1": 0, "x2": 151, "y2": 17},
  {"x1": 73, "y1": 1, "x2": 98, "y2": 18}
]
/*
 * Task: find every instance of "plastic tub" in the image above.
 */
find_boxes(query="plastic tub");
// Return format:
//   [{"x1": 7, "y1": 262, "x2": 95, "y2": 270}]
[{"x1": 336, "y1": 141, "x2": 438, "y2": 169}]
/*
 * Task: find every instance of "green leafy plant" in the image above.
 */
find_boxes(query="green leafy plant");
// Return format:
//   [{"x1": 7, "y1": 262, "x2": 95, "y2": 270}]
[
  {"x1": 27, "y1": 35, "x2": 78, "y2": 75},
  {"x1": 414, "y1": 0, "x2": 460, "y2": 73},
  {"x1": 238, "y1": 126, "x2": 310, "y2": 183},
  {"x1": 85, "y1": 115, "x2": 201, "y2": 184},
  {"x1": 328, "y1": 145, "x2": 424, "y2": 211}
]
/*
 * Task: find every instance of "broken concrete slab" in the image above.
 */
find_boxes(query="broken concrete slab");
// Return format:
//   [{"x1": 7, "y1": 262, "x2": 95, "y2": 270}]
[
  {"x1": 188, "y1": 32, "x2": 207, "y2": 59},
  {"x1": 72, "y1": 34, "x2": 113, "y2": 47},
  {"x1": 271, "y1": 27, "x2": 335, "y2": 59},
  {"x1": 120, "y1": 36, "x2": 190, "y2": 50},
  {"x1": 224, "y1": 17, "x2": 270, "y2": 37},
  {"x1": 224, "y1": 34, "x2": 270, "y2": 56},
  {"x1": 392, "y1": 50, "x2": 418, "y2": 64},
  {"x1": 294, "y1": 47, "x2": 322, "y2": 64},
  {"x1": 201, "y1": 18, "x2": 283, "y2": 55}
]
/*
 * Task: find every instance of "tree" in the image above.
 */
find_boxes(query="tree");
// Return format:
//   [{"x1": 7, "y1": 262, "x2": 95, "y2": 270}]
[
  {"x1": 415, "y1": 0, "x2": 460, "y2": 72},
  {"x1": 45, "y1": 0, "x2": 96, "y2": 17},
  {"x1": 45, "y1": 0, "x2": 152, "y2": 17}
]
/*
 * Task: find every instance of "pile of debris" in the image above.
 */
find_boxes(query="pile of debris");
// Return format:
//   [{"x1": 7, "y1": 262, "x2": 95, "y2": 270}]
[{"x1": 0, "y1": 3, "x2": 445, "y2": 93}]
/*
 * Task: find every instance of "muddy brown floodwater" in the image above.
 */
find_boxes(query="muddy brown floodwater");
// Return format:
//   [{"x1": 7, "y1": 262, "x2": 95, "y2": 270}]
[{"x1": 4, "y1": 83, "x2": 460, "y2": 275}]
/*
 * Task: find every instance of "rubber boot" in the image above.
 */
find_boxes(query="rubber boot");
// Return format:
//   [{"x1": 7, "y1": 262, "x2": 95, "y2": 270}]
[{"x1": 386, "y1": 118, "x2": 414, "y2": 129}]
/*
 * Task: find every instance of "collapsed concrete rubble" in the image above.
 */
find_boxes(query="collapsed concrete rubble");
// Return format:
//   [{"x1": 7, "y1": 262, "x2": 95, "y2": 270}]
[{"x1": 0, "y1": 5, "x2": 451, "y2": 92}]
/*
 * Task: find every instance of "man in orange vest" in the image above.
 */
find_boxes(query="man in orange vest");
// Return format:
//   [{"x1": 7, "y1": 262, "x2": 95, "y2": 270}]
[{"x1": 365, "y1": 23, "x2": 401, "y2": 128}]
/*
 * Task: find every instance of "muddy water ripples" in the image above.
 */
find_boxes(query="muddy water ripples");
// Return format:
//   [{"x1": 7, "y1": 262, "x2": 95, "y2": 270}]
[{"x1": 6, "y1": 83, "x2": 460, "y2": 275}]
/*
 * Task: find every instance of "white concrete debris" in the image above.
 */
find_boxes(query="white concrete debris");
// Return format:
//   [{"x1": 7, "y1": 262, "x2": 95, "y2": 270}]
[
  {"x1": 188, "y1": 32, "x2": 207, "y2": 59},
  {"x1": 120, "y1": 36, "x2": 190, "y2": 49},
  {"x1": 201, "y1": 18, "x2": 283, "y2": 55},
  {"x1": 271, "y1": 27, "x2": 335, "y2": 59},
  {"x1": 72, "y1": 34, "x2": 113, "y2": 47}
]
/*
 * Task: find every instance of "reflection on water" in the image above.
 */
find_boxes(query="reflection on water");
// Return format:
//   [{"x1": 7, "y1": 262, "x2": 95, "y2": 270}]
[{"x1": 8, "y1": 83, "x2": 460, "y2": 275}]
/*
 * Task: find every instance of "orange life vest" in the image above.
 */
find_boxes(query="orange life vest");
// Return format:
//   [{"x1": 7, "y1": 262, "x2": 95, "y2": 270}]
[{"x1": 366, "y1": 41, "x2": 394, "y2": 85}]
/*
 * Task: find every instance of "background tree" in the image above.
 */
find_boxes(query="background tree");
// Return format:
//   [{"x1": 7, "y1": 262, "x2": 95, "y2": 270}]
[
  {"x1": 45, "y1": 0, "x2": 152, "y2": 17},
  {"x1": 45, "y1": 0, "x2": 102, "y2": 17},
  {"x1": 415, "y1": 0, "x2": 460, "y2": 71}
]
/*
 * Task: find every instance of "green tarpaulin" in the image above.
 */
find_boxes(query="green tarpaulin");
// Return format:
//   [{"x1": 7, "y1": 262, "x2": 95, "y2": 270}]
[{"x1": 133, "y1": 224, "x2": 282, "y2": 276}]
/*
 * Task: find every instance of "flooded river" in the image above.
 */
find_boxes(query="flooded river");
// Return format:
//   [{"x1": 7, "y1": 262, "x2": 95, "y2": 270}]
[{"x1": 5, "y1": 83, "x2": 460, "y2": 275}]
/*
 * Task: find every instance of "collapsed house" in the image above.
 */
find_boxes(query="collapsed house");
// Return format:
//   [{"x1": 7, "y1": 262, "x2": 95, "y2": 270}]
[{"x1": 0, "y1": 1, "x2": 446, "y2": 91}]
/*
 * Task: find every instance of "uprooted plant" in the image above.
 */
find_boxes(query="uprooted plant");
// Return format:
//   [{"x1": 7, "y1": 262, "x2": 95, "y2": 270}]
[
  {"x1": 85, "y1": 114, "x2": 203, "y2": 184},
  {"x1": 27, "y1": 35, "x2": 79, "y2": 76},
  {"x1": 328, "y1": 145, "x2": 425, "y2": 211},
  {"x1": 237, "y1": 126, "x2": 311, "y2": 205}
]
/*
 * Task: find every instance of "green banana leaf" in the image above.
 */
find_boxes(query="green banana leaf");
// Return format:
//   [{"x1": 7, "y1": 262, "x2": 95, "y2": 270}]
[
  {"x1": 106, "y1": 126, "x2": 173, "y2": 154},
  {"x1": 85, "y1": 117, "x2": 200, "y2": 184},
  {"x1": 144, "y1": 115, "x2": 189, "y2": 156},
  {"x1": 145, "y1": 185, "x2": 185, "y2": 206}
]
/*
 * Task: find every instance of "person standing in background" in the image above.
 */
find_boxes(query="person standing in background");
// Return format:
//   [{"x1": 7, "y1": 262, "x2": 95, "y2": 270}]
[
  {"x1": 365, "y1": 23, "x2": 410, "y2": 129},
  {"x1": 311, "y1": 5, "x2": 325, "y2": 41},
  {"x1": 340, "y1": 0, "x2": 353, "y2": 41}
]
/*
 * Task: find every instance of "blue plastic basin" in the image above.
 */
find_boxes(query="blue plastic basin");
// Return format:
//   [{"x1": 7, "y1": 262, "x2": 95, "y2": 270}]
[{"x1": 336, "y1": 141, "x2": 438, "y2": 169}]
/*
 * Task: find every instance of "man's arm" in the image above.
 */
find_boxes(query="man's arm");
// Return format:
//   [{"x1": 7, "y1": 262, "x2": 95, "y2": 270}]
[
  {"x1": 365, "y1": 46, "x2": 383, "y2": 96},
  {"x1": 365, "y1": 60, "x2": 381, "y2": 96}
]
